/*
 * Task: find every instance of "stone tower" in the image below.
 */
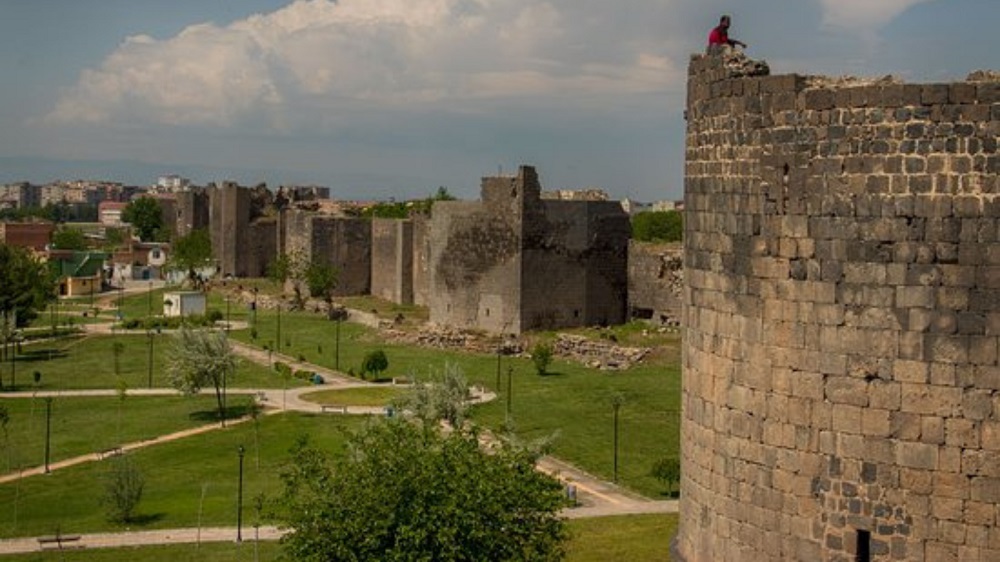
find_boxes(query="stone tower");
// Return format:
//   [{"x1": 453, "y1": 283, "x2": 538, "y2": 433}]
[{"x1": 676, "y1": 52, "x2": 1000, "y2": 561}]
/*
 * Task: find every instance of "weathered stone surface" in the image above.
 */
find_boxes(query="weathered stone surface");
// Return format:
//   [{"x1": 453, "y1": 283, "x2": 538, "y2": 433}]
[{"x1": 676, "y1": 51, "x2": 1000, "y2": 562}]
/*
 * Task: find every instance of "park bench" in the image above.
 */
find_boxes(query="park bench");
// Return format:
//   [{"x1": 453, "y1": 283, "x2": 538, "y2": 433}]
[
  {"x1": 37, "y1": 534, "x2": 83, "y2": 550},
  {"x1": 320, "y1": 404, "x2": 348, "y2": 414}
]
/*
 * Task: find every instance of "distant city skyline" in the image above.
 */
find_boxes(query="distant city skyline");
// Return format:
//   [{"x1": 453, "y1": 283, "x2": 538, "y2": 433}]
[{"x1": 0, "y1": 0, "x2": 996, "y2": 202}]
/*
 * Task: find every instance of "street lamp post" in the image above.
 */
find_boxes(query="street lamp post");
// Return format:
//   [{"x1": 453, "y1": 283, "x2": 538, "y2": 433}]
[
  {"x1": 276, "y1": 304, "x2": 281, "y2": 353},
  {"x1": 334, "y1": 316, "x2": 341, "y2": 371},
  {"x1": 225, "y1": 296, "x2": 231, "y2": 333},
  {"x1": 495, "y1": 339, "x2": 502, "y2": 391},
  {"x1": 505, "y1": 366, "x2": 513, "y2": 420},
  {"x1": 612, "y1": 394, "x2": 625, "y2": 484},
  {"x1": 44, "y1": 397, "x2": 53, "y2": 474},
  {"x1": 147, "y1": 329, "x2": 154, "y2": 388},
  {"x1": 237, "y1": 445, "x2": 245, "y2": 542},
  {"x1": 147, "y1": 280, "x2": 153, "y2": 317}
]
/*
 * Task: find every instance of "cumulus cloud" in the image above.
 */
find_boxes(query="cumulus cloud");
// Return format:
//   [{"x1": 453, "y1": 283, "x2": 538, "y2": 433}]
[
  {"x1": 46, "y1": 0, "x2": 684, "y2": 131},
  {"x1": 818, "y1": 0, "x2": 934, "y2": 32}
]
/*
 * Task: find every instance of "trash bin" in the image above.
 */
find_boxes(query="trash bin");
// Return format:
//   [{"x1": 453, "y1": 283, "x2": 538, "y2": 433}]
[
  {"x1": 385, "y1": 406, "x2": 395, "y2": 418},
  {"x1": 312, "y1": 374, "x2": 324, "y2": 385}
]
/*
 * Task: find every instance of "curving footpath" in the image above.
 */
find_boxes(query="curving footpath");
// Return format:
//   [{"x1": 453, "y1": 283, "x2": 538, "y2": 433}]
[{"x1": 0, "y1": 326, "x2": 677, "y2": 555}]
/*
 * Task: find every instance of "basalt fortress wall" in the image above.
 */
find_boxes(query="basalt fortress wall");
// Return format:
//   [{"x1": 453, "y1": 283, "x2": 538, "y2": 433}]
[{"x1": 676, "y1": 52, "x2": 1000, "y2": 561}]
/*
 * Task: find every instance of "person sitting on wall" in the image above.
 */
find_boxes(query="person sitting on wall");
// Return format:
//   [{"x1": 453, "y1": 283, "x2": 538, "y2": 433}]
[{"x1": 707, "y1": 15, "x2": 746, "y2": 54}]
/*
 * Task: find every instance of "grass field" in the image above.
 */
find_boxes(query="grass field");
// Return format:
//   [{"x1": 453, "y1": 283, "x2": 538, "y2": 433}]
[
  {"x1": 6, "y1": 333, "x2": 306, "y2": 391},
  {"x1": 0, "y1": 412, "x2": 367, "y2": 538},
  {"x1": 0, "y1": 395, "x2": 237, "y2": 472},
  {"x1": 230, "y1": 308, "x2": 681, "y2": 496},
  {"x1": 0, "y1": 514, "x2": 678, "y2": 561},
  {"x1": 300, "y1": 386, "x2": 407, "y2": 407}
]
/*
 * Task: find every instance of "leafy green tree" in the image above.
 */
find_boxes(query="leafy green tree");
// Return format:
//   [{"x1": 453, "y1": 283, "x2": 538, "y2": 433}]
[
  {"x1": 122, "y1": 197, "x2": 164, "y2": 242},
  {"x1": 169, "y1": 229, "x2": 213, "y2": 288},
  {"x1": 360, "y1": 349, "x2": 389, "y2": 380},
  {"x1": 650, "y1": 457, "x2": 681, "y2": 497},
  {"x1": 268, "y1": 250, "x2": 309, "y2": 307},
  {"x1": 275, "y1": 420, "x2": 568, "y2": 562},
  {"x1": 631, "y1": 210, "x2": 683, "y2": 242},
  {"x1": 51, "y1": 226, "x2": 88, "y2": 251},
  {"x1": 0, "y1": 244, "x2": 55, "y2": 328},
  {"x1": 100, "y1": 454, "x2": 145, "y2": 523},
  {"x1": 166, "y1": 327, "x2": 237, "y2": 424},
  {"x1": 304, "y1": 261, "x2": 338, "y2": 310},
  {"x1": 532, "y1": 343, "x2": 553, "y2": 376}
]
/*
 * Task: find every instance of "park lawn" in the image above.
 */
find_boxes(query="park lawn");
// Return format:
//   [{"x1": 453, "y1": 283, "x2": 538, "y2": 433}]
[
  {"x1": 0, "y1": 514, "x2": 678, "y2": 561},
  {"x1": 230, "y1": 307, "x2": 681, "y2": 497},
  {"x1": 0, "y1": 412, "x2": 367, "y2": 538},
  {"x1": 300, "y1": 386, "x2": 407, "y2": 407},
  {"x1": 9, "y1": 333, "x2": 306, "y2": 390},
  {"x1": 564, "y1": 513, "x2": 679, "y2": 561},
  {"x1": 0, "y1": 395, "x2": 235, "y2": 473}
]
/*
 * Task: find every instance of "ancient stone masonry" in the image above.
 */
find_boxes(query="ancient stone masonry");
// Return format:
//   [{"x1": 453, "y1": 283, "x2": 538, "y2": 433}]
[
  {"x1": 628, "y1": 241, "x2": 684, "y2": 326},
  {"x1": 428, "y1": 165, "x2": 630, "y2": 335},
  {"x1": 675, "y1": 50, "x2": 1000, "y2": 562},
  {"x1": 207, "y1": 182, "x2": 278, "y2": 278},
  {"x1": 284, "y1": 210, "x2": 371, "y2": 296}
]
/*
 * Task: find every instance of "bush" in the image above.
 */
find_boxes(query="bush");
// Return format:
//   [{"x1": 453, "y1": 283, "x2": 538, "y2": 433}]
[
  {"x1": 361, "y1": 350, "x2": 389, "y2": 380},
  {"x1": 274, "y1": 362, "x2": 292, "y2": 378},
  {"x1": 531, "y1": 343, "x2": 553, "y2": 376},
  {"x1": 631, "y1": 210, "x2": 683, "y2": 242},
  {"x1": 100, "y1": 454, "x2": 145, "y2": 523},
  {"x1": 206, "y1": 309, "x2": 224, "y2": 323},
  {"x1": 650, "y1": 457, "x2": 681, "y2": 497},
  {"x1": 293, "y1": 369, "x2": 314, "y2": 382}
]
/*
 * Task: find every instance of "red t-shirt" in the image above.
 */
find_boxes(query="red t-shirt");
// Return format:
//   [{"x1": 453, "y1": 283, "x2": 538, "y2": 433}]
[{"x1": 708, "y1": 26, "x2": 728, "y2": 46}]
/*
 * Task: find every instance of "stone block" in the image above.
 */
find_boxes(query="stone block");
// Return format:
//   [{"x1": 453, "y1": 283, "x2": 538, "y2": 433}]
[
  {"x1": 971, "y1": 477, "x2": 1000, "y2": 503},
  {"x1": 896, "y1": 441, "x2": 939, "y2": 470}
]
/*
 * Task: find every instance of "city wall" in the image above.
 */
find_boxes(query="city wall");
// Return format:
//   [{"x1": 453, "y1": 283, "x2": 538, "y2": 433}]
[{"x1": 676, "y1": 51, "x2": 1000, "y2": 562}]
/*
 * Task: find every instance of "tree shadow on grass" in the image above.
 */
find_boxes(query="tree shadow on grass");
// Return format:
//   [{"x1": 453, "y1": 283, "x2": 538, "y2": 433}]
[
  {"x1": 13, "y1": 348, "x2": 68, "y2": 362},
  {"x1": 187, "y1": 403, "x2": 252, "y2": 423},
  {"x1": 128, "y1": 512, "x2": 165, "y2": 526}
]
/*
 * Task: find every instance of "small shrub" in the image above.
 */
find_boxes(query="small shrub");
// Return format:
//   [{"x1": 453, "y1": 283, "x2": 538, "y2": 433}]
[
  {"x1": 650, "y1": 457, "x2": 681, "y2": 497},
  {"x1": 298, "y1": 353, "x2": 306, "y2": 362},
  {"x1": 273, "y1": 362, "x2": 292, "y2": 377},
  {"x1": 100, "y1": 454, "x2": 145, "y2": 523},
  {"x1": 206, "y1": 309, "x2": 224, "y2": 323},
  {"x1": 531, "y1": 343, "x2": 553, "y2": 376}
]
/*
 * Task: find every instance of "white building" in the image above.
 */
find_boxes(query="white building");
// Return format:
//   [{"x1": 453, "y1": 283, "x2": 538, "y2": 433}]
[{"x1": 163, "y1": 291, "x2": 207, "y2": 317}]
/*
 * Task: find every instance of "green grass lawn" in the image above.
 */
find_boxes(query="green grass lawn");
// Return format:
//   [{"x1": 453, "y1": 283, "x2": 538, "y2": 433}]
[
  {"x1": 0, "y1": 395, "x2": 235, "y2": 473},
  {"x1": 300, "y1": 386, "x2": 406, "y2": 407},
  {"x1": 0, "y1": 412, "x2": 366, "y2": 538},
  {"x1": 0, "y1": 514, "x2": 678, "y2": 561},
  {"x1": 229, "y1": 307, "x2": 681, "y2": 497},
  {"x1": 6, "y1": 333, "x2": 306, "y2": 391}
]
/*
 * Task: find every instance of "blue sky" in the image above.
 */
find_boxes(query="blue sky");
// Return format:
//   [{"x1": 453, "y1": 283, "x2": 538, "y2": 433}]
[{"x1": 0, "y1": 0, "x2": 996, "y2": 201}]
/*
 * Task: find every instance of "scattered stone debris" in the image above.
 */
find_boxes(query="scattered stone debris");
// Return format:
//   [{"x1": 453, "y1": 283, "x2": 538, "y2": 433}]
[
  {"x1": 804, "y1": 74, "x2": 899, "y2": 89},
  {"x1": 551, "y1": 334, "x2": 650, "y2": 371}
]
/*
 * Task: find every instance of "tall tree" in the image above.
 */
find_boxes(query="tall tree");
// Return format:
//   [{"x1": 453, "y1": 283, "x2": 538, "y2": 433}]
[
  {"x1": 166, "y1": 327, "x2": 237, "y2": 424},
  {"x1": 169, "y1": 228, "x2": 213, "y2": 288},
  {"x1": 51, "y1": 226, "x2": 88, "y2": 251},
  {"x1": 0, "y1": 244, "x2": 55, "y2": 328},
  {"x1": 122, "y1": 197, "x2": 164, "y2": 242},
  {"x1": 276, "y1": 420, "x2": 568, "y2": 561}
]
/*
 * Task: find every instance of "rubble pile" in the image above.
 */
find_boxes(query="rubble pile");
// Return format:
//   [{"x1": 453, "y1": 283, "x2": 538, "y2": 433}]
[{"x1": 552, "y1": 334, "x2": 650, "y2": 371}]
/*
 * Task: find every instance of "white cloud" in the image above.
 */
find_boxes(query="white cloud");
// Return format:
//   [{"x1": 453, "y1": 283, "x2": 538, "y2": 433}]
[
  {"x1": 46, "y1": 0, "x2": 685, "y2": 131},
  {"x1": 819, "y1": 0, "x2": 934, "y2": 31}
]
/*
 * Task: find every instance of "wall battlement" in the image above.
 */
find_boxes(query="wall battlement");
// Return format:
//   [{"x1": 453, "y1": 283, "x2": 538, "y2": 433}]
[{"x1": 676, "y1": 52, "x2": 1000, "y2": 561}]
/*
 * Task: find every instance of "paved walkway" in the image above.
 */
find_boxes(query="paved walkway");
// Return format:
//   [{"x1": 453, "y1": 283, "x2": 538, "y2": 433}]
[{"x1": 0, "y1": 321, "x2": 677, "y2": 553}]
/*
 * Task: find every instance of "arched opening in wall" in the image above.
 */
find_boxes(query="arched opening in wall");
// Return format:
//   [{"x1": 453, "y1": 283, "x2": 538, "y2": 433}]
[{"x1": 782, "y1": 163, "x2": 789, "y2": 184}]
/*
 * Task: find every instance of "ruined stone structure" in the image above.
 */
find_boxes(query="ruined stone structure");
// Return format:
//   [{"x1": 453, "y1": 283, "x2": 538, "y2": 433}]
[
  {"x1": 371, "y1": 218, "x2": 414, "y2": 304},
  {"x1": 676, "y1": 51, "x2": 999, "y2": 561},
  {"x1": 174, "y1": 188, "x2": 210, "y2": 237},
  {"x1": 429, "y1": 165, "x2": 629, "y2": 334},
  {"x1": 628, "y1": 241, "x2": 684, "y2": 325},
  {"x1": 207, "y1": 182, "x2": 277, "y2": 278},
  {"x1": 284, "y1": 210, "x2": 371, "y2": 296}
]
